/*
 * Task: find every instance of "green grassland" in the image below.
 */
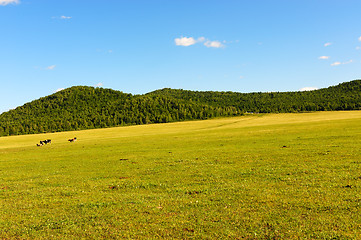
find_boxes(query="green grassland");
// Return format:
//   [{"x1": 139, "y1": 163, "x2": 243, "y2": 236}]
[{"x1": 1, "y1": 111, "x2": 361, "y2": 239}]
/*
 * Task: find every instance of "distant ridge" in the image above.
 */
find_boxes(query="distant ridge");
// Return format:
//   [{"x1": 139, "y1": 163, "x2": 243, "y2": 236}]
[{"x1": 1, "y1": 80, "x2": 361, "y2": 136}]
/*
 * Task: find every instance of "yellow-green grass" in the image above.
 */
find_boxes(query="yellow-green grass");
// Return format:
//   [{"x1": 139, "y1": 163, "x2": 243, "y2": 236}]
[{"x1": 1, "y1": 111, "x2": 361, "y2": 239}]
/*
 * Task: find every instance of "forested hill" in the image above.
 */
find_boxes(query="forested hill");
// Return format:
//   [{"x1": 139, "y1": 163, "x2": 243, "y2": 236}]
[
  {"x1": 147, "y1": 79, "x2": 361, "y2": 112},
  {"x1": 1, "y1": 80, "x2": 361, "y2": 136}
]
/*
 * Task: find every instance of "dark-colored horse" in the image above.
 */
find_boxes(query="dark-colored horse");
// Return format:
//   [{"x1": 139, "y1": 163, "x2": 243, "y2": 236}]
[
  {"x1": 40, "y1": 139, "x2": 51, "y2": 145},
  {"x1": 68, "y1": 137, "x2": 77, "y2": 142}
]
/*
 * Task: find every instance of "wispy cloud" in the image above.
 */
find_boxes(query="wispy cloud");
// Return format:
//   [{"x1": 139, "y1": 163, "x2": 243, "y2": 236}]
[
  {"x1": 331, "y1": 60, "x2": 353, "y2": 66},
  {"x1": 356, "y1": 46, "x2": 361, "y2": 50},
  {"x1": 46, "y1": 65, "x2": 56, "y2": 70},
  {"x1": 239, "y1": 76, "x2": 245, "y2": 79},
  {"x1": 0, "y1": 0, "x2": 19, "y2": 6},
  {"x1": 318, "y1": 56, "x2": 330, "y2": 60},
  {"x1": 60, "y1": 16, "x2": 72, "y2": 19},
  {"x1": 175, "y1": 36, "x2": 225, "y2": 48},
  {"x1": 331, "y1": 62, "x2": 341, "y2": 66},
  {"x1": 95, "y1": 83, "x2": 103, "y2": 87},
  {"x1": 359, "y1": 36, "x2": 361, "y2": 41},
  {"x1": 52, "y1": 16, "x2": 72, "y2": 20},
  {"x1": 204, "y1": 40, "x2": 224, "y2": 48},
  {"x1": 324, "y1": 42, "x2": 332, "y2": 47},
  {"x1": 299, "y1": 87, "x2": 319, "y2": 91}
]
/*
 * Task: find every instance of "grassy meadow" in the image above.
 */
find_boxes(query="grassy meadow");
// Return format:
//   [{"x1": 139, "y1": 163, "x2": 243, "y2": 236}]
[{"x1": 1, "y1": 111, "x2": 361, "y2": 239}]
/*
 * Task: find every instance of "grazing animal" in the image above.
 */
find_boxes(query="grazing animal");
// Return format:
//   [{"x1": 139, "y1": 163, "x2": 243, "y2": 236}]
[
  {"x1": 37, "y1": 139, "x2": 51, "y2": 147},
  {"x1": 68, "y1": 137, "x2": 77, "y2": 142},
  {"x1": 40, "y1": 139, "x2": 51, "y2": 145}
]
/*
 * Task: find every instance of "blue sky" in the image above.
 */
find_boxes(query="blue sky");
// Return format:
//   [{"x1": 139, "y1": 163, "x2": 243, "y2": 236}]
[{"x1": 1, "y1": 0, "x2": 361, "y2": 113}]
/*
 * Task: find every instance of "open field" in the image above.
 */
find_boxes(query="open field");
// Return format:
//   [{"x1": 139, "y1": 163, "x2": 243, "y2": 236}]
[{"x1": 1, "y1": 111, "x2": 361, "y2": 239}]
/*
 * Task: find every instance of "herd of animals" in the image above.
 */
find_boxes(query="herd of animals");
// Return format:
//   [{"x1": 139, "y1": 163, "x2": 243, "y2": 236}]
[{"x1": 36, "y1": 137, "x2": 77, "y2": 146}]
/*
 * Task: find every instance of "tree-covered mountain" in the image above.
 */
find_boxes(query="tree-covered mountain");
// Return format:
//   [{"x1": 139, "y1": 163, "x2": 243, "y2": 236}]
[
  {"x1": 147, "y1": 79, "x2": 361, "y2": 112},
  {"x1": 1, "y1": 80, "x2": 361, "y2": 136}
]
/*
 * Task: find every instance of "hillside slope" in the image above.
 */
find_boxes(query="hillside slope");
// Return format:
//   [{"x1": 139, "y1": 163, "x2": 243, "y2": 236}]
[
  {"x1": 147, "y1": 80, "x2": 361, "y2": 112},
  {"x1": 0, "y1": 86, "x2": 235, "y2": 136},
  {"x1": 0, "y1": 80, "x2": 361, "y2": 136}
]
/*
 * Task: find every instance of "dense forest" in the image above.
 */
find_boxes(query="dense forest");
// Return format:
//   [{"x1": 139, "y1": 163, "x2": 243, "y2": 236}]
[{"x1": 1, "y1": 80, "x2": 361, "y2": 136}]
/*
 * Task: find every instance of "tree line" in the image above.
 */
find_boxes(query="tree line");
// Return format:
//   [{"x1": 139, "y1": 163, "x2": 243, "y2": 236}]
[{"x1": 1, "y1": 80, "x2": 361, "y2": 136}]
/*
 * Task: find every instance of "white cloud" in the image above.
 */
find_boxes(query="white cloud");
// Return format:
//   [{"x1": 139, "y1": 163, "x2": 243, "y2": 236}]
[
  {"x1": 239, "y1": 76, "x2": 244, "y2": 79},
  {"x1": 175, "y1": 36, "x2": 225, "y2": 48},
  {"x1": 95, "y1": 83, "x2": 103, "y2": 87},
  {"x1": 331, "y1": 62, "x2": 341, "y2": 66},
  {"x1": 359, "y1": 36, "x2": 361, "y2": 41},
  {"x1": 175, "y1": 37, "x2": 197, "y2": 47},
  {"x1": 204, "y1": 40, "x2": 224, "y2": 48},
  {"x1": 46, "y1": 65, "x2": 56, "y2": 70},
  {"x1": 331, "y1": 60, "x2": 353, "y2": 66},
  {"x1": 55, "y1": 88, "x2": 65, "y2": 93},
  {"x1": 299, "y1": 87, "x2": 319, "y2": 91},
  {"x1": 318, "y1": 56, "x2": 330, "y2": 60},
  {"x1": 0, "y1": 0, "x2": 19, "y2": 6},
  {"x1": 324, "y1": 42, "x2": 332, "y2": 47},
  {"x1": 356, "y1": 46, "x2": 361, "y2": 50},
  {"x1": 60, "y1": 16, "x2": 72, "y2": 19}
]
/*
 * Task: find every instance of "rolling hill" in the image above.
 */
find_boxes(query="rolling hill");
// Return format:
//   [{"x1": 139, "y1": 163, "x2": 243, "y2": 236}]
[{"x1": 1, "y1": 79, "x2": 361, "y2": 136}]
